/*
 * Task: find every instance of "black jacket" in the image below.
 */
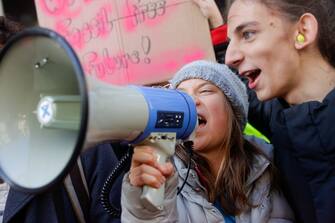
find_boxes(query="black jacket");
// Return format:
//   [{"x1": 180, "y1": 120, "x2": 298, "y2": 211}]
[
  {"x1": 3, "y1": 143, "x2": 129, "y2": 223},
  {"x1": 248, "y1": 88, "x2": 335, "y2": 223}
]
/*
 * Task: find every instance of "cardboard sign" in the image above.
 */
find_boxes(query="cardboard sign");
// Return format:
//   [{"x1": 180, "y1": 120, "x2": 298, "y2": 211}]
[{"x1": 34, "y1": 0, "x2": 215, "y2": 85}]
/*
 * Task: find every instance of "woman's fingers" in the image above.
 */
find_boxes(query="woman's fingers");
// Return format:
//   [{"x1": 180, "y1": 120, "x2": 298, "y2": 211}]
[
  {"x1": 129, "y1": 145, "x2": 175, "y2": 188},
  {"x1": 131, "y1": 146, "x2": 156, "y2": 169},
  {"x1": 157, "y1": 162, "x2": 174, "y2": 178},
  {"x1": 130, "y1": 164, "x2": 166, "y2": 188}
]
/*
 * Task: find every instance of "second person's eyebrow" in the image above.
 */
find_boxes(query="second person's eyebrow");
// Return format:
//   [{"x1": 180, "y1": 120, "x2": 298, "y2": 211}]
[{"x1": 234, "y1": 21, "x2": 259, "y2": 34}]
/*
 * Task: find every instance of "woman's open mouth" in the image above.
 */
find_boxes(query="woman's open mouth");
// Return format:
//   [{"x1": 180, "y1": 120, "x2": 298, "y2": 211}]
[
  {"x1": 197, "y1": 115, "x2": 207, "y2": 128},
  {"x1": 242, "y1": 69, "x2": 261, "y2": 89}
]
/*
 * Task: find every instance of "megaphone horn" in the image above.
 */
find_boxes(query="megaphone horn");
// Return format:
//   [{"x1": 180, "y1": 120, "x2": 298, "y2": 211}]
[{"x1": 0, "y1": 27, "x2": 197, "y2": 209}]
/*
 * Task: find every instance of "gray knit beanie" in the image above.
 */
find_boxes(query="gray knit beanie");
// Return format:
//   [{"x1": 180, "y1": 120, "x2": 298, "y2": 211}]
[{"x1": 170, "y1": 60, "x2": 249, "y2": 129}]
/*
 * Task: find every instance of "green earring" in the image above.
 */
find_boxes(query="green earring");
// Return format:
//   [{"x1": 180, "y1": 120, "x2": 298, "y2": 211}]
[{"x1": 296, "y1": 34, "x2": 305, "y2": 44}]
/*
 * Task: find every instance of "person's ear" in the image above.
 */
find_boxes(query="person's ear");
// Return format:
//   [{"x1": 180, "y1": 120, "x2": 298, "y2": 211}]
[{"x1": 294, "y1": 13, "x2": 318, "y2": 50}]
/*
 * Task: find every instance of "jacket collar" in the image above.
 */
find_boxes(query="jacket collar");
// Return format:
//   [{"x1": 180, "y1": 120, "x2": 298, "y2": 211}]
[
  {"x1": 245, "y1": 153, "x2": 270, "y2": 187},
  {"x1": 277, "y1": 87, "x2": 335, "y2": 108},
  {"x1": 173, "y1": 156, "x2": 206, "y2": 191},
  {"x1": 243, "y1": 135, "x2": 272, "y2": 187}
]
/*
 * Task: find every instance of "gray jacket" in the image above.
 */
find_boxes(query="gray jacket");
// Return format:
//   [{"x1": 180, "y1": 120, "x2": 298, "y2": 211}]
[{"x1": 121, "y1": 136, "x2": 295, "y2": 222}]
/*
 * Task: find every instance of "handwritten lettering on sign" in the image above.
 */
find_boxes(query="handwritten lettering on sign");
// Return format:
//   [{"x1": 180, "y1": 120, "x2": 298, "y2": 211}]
[{"x1": 35, "y1": 0, "x2": 215, "y2": 85}]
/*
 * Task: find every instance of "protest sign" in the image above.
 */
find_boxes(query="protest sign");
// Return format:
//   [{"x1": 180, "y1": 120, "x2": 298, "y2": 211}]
[{"x1": 34, "y1": 0, "x2": 215, "y2": 85}]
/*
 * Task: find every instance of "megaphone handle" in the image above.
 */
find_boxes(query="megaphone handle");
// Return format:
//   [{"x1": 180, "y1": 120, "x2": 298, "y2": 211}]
[
  {"x1": 141, "y1": 148, "x2": 168, "y2": 210},
  {"x1": 138, "y1": 133, "x2": 176, "y2": 211}
]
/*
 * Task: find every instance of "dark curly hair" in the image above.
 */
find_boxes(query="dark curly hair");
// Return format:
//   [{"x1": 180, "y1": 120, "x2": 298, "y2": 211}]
[{"x1": 0, "y1": 16, "x2": 24, "y2": 47}]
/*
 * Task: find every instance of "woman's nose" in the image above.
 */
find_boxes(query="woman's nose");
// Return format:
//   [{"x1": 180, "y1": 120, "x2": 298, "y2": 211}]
[
  {"x1": 193, "y1": 95, "x2": 201, "y2": 106},
  {"x1": 225, "y1": 42, "x2": 243, "y2": 69}
]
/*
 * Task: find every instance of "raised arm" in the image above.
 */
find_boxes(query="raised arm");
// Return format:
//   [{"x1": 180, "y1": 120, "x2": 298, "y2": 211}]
[{"x1": 192, "y1": 0, "x2": 224, "y2": 28}]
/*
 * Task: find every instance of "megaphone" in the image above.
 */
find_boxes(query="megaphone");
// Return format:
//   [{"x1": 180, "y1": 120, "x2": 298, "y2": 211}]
[{"x1": 0, "y1": 27, "x2": 197, "y2": 209}]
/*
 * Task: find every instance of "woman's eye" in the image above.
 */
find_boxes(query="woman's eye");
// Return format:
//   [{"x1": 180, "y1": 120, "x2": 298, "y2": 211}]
[
  {"x1": 242, "y1": 31, "x2": 255, "y2": 40},
  {"x1": 200, "y1": 89, "x2": 212, "y2": 94}
]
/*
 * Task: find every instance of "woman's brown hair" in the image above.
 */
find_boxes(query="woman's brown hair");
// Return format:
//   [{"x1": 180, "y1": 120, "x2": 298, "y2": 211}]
[{"x1": 176, "y1": 94, "x2": 278, "y2": 215}]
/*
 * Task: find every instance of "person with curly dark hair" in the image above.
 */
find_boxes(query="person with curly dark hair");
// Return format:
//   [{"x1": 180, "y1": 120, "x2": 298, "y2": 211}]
[{"x1": 0, "y1": 16, "x2": 23, "y2": 48}]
